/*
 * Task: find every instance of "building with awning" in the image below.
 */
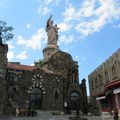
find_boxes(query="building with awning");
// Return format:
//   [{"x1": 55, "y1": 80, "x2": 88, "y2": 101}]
[{"x1": 88, "y1": 48, "x2": 120, "y2": 119}]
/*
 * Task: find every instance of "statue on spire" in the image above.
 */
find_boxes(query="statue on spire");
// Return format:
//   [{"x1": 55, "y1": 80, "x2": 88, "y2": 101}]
[{"x1": 46, "y1": 15, "x2": 60, "y2": 45}]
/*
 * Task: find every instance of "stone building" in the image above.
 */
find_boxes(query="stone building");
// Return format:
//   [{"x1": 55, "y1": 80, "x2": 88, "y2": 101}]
[
  {"x1": 0, "y1": 17, "x2": 88, "y2": 114},
  {"x1": 89, "y1": 49, "x2": 120, "y2": 118},
  {"x1": 0, "y1": 44, "x2": 8, "y2": 114},
  {"x1": 6, "y1": 63, "x2": 88, "y2": 112}
]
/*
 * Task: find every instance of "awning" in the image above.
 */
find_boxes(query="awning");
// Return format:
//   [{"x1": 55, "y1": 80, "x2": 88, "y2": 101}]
[
  {"x1": 96, "y1": 96, "x2": 105, "y2": 100},
  {"x1": 113, "y1": 88, "x2": 120, "y2": 94}
]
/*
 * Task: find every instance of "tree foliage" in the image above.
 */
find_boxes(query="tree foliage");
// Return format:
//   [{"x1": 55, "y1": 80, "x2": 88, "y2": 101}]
[
  {"x1": 34, "y1": 59, "x2": 45, "y2": 68},
  {"x1": 0, "y1": 20, "x2": 14, "y2": 44}
]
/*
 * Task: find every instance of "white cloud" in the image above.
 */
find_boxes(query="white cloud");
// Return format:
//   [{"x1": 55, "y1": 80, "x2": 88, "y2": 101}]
[
  {"x1": 7, "y1": 51, "x2": 15, "y2": 61},
  {"x1": 30, "y1": 63, "x2": 34, "y2": 66},
  {"x1": 16, "y1": 51, "x2": 28, "y2": 60},
  {"x1": 58, "y1": 22, "x2": 72, "y2": 32},
  {"x1": 59, "y1": 34, "x2": 75, "y2": 44},
  {"x1": 38, "y1": 6, "x2": 51, "y2": 15},
  {"x1": 80, "y1": 0, "x2": 95, "y2": 17},
  {"x1": 7, "y1": 42, "x2": 14, "y2": 49},
  {"x1": 42, "y1": 7, "x2": 50, "y2": 14},
  {"x1": 62, "y1": 0, "x2": 120, "y2": 37},
  {"x1": 44, "y1": 0, "x2": 60, "y2": 6},
  {"x1": 45, "y1": 0, "x2": 54, "y2": 5},
  {"x1": 35, "y1": 0, "x2": 60, "y2": 15},
  {"x1": 17, "y1": 36, "x2": 26, "y2": 45},
  {"x1": 17, "y1": 28, "x2": 47, "y2": 50},
  {"x1": 62, "y1": 4, "x2": 76, "y2": 22},
  {"x1": 75, "y1": 17, "x2": 105, "y2": 36},
  {"x1": 8, "y1": 44, "x2": 14, "y2": 49}
]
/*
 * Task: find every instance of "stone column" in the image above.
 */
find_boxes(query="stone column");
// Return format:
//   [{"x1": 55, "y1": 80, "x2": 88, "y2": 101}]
[{"x1": 81, "y1": 79, "x2": 88, "y2": 114}]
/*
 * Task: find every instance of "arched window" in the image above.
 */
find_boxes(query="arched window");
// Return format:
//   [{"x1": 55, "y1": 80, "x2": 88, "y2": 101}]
[
  {"x1": 69, "y1": 91, "x2": 81, "y2": 110},
  {"x1": 70, "y1": 92, "x2": 79, "y2": 100}
]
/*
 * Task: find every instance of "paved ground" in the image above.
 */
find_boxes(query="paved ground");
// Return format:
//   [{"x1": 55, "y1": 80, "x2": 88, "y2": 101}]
[{"x1": 0, "y1": 111, "x2": 103, "y2": 120}]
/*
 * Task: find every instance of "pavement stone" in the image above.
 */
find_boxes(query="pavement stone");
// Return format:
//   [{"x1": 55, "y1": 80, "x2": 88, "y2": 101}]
[{"x1": 0, "y1": 111, "x2": 103, "y2": 120}]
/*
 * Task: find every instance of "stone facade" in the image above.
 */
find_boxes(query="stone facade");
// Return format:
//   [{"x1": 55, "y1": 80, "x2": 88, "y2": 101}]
[
  {"x1": 9, "y1": 68, "x2": 63, "y2": 110},
  {"x1": 7, "y1": 51, "x2": 88, "y2": 113},
  {"x1": 0, "y1": 44, "x2": 8, "y2": 114},
  {"x1": 0, "y1": 17, "x2": 88, "y2": 115},
  {"x1": 89, "y1": 49, "x2": 120, "y2": 118},
  {"x1": 6, "y1": 49, "x2": 88, "y2": 114}
]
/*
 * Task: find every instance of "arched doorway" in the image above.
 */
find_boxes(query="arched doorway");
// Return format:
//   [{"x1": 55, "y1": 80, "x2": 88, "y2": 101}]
[
  {"x1": 29, "y1": 88, "x2": 42, "y2": 109},
  {"x1": 69, "y1": 91, "x2": 80, "y2": 110}
]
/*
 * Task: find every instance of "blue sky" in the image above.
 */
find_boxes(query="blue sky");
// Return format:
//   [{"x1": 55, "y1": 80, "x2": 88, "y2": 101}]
[{"x1": 1, "y1": 0, "x2": 120, "y2": 94}]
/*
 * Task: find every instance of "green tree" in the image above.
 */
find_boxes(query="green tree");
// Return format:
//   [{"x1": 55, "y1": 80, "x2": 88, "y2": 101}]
[
  {"x1": 0, "y1": 20, "x2": 13, "y2": 44},
  {"x1": 34, "y1": 59, "x2": 45, "y2": 68}
]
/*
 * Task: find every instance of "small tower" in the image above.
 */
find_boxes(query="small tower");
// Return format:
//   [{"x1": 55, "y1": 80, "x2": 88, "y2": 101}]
[{"x1": 43, "y1": 15, "x2": 60, "y2": 61}]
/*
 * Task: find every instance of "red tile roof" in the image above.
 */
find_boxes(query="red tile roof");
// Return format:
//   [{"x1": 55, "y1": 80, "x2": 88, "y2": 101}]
[
  {"x1": 7, "y1": 63, "x2": 35, "y2": 71},
  {"x1": 7, "y1": 64, "x2": 54, "y2": 74}
]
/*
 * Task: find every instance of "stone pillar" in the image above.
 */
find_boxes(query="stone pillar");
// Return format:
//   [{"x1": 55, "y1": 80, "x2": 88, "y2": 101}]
[
  {"x1": 81, "y1": 79, "x2": 88, "y2": 114},
  {"x1": 43, "y1": 44, "x2": 59, "y2": 61},
  {"x1": 0, "y1": 44, "x2": 8, "y2": 114}
]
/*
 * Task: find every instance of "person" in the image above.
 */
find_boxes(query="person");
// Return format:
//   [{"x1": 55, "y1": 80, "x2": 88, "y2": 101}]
[
  {"x1": 67, "y1": 105, "x2": 71, "y2": 114},
  {"x1": 76, "y1": 107, "x2": 79, "y2": 115},
  {"x1": 46, "y1": 15, "x2": 60, "y2": 45},
  {"x1": 15, "y1": 107, "x2": 19, "y2": 117},
  {"x1": 113, "y1": 109, "x2": 118, "y2": 120}
]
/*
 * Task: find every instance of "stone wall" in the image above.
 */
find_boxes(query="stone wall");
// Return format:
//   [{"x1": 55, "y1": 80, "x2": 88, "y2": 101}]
[
  {"x1": 89, "y1": 49, "x2": 120, "y2": 97},
  {"x1": 0, "y1": 44, "x2": 8, "y2": 114},
  {"x1": 48, "y1": 51, "x2": 73, "y2": 79},
  {"x1": 6, "y1": 47, "x2": 88, "y2": 113},
  {"x1": 15, "y1": 68, "x2": 64, "y2": 110}
]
